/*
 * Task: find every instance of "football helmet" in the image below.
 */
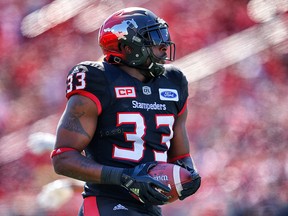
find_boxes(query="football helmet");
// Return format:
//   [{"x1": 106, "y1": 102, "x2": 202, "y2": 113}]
[{"x1": 98, "y1": 7, "x2": 175, "y2": 78}]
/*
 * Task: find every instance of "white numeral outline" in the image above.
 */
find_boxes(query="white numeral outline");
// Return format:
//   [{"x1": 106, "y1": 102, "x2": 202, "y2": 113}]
[
  {"x1": 154, "y1": 114, "x2": 175, "y2": 161},
  {"x1": 75, "y1": 72, "x2": 86, "y2": 90},
  {"x1": 113, "y1": 113, "x2": 174, "y2": 162},
  {"x1": 66, "y1": 72, "x2": 86, "y2": 93},
  {"x1": 113, "y1": 112, "x2": 145, "y2": 162}
]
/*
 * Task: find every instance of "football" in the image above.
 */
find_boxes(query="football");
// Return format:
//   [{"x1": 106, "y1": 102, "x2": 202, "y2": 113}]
[{"x1": 148, "y1": 162, "x2": 192, "y2": 203}]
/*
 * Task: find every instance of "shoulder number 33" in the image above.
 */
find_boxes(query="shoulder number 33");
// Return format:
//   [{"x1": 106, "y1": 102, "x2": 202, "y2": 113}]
[{"x1": 113, "y1": 112, "x2": 174, "y2": 162}]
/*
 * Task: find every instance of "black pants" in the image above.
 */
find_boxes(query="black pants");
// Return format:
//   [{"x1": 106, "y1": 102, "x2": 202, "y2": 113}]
[{"x1": 78, "y1": 196, "x2": 162, "y2": 216}]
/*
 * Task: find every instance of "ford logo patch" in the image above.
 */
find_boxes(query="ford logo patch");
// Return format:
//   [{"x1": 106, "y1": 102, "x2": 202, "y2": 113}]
[
  {"x1": 159, "y1": 88, "x2": 179, "y2": 101},
  {"x1": 161, "y1": 91, "x2": 177, "y2": 98}
]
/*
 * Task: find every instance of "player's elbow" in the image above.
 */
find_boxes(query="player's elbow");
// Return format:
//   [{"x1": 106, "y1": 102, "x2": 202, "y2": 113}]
[
  {"x1": 52, "y1": 156, "x2": 69, "y2": 176},
  {"x1": 51, "y1": 149, "x2": 80, "y2": 176},
  {"x1": 51, "y1": 150, "x2": 84, "y2": 179}
]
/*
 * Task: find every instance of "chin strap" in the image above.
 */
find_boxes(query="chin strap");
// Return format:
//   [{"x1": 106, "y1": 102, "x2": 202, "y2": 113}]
[
  {"x1": 106, "y1": 55, "x2": 165, "y2": 78},
  {"x1": 146, "y1": 61, "x2": 165, "y2": 77}
]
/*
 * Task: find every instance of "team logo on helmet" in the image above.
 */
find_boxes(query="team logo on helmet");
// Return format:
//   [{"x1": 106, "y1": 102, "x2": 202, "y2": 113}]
[{"x1": 104, "y1": 19, "x2": 138, "y2": 40}]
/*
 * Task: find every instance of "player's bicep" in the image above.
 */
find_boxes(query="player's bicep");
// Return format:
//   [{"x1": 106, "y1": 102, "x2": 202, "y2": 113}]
[
  {"x1": 55, "y1": 94, "x2": 98, "y2": 151},
  {"x1": 168, "y1": 107, "x2": 190, "y2": 160}
]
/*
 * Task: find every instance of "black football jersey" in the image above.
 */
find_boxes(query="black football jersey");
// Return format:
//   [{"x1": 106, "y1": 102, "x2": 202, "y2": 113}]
[{"x1": 65, "y1": 61, "x2": 188, "y2": 200}]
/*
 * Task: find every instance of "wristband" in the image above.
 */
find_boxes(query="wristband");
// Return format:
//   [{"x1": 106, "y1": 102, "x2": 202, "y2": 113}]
[
  {"x1": 50, "y1": 147, "x2": 77, "y2": 158},
  {"x1": 101, "y1": 166, "x2": 124, "y2": 185}
]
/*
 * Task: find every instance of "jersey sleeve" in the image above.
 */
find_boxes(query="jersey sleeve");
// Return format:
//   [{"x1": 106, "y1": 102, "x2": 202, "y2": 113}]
[
  {"x1": 65, "y1": 62, "x2": 110, "y2": 115},
  {"x1": 178, "y1": 71, "x2": 189, "y2": 116},
  {"x1": 164, "y1": 64, "x2": 189, "y2": 115}
]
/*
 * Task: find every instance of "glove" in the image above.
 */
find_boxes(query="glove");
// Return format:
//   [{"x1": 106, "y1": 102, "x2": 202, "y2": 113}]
[
  {"x1": 101, "y1": 162, "x2": 171, "y2": 205},
  {"x1": 121, "y1": 162, "x2": 171, "y2": 205},
  {"x1": 179, "y1": 169, "x2": 201, "y2": 200},
  {"x1": 174, "y1": 157, "x2": 201, "y2": 200}
]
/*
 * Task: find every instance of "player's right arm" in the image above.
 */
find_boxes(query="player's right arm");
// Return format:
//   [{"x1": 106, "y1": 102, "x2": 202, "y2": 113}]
[{"x1": 52, "y1": 94, "x2": 103, "y2": 183}]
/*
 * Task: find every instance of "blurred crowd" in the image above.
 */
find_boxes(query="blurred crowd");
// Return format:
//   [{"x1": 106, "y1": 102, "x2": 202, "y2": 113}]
[{"x1": 0, "y1": 0, "x2": 288, "y2": 215}]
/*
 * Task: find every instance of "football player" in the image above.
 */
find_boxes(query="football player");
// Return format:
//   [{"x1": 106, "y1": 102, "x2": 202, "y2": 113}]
[{"x1": 51, "y1": 7, "x2": 201, "y2": 216}]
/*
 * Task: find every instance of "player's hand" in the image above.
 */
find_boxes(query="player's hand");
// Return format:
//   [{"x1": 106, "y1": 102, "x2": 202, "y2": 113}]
[
  {"x1": 121, "y1": 162, "x2": 171, "y2": 205},
  {"x1": 179, "y1": 169, "x2": 201, "y2": 200},
  {"x1": 174, "y1": 158, "x2": 201, "y2": 200}
]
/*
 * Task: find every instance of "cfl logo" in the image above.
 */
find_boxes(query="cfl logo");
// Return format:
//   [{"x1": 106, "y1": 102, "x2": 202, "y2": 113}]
[{"x1": 115, "y1": 87, "x2": 136, "y2": 98}]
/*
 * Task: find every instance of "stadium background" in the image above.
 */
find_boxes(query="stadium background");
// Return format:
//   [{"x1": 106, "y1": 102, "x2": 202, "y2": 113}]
[{"x1": 0, "y1": 0, "x2": 288, "y2": 215}]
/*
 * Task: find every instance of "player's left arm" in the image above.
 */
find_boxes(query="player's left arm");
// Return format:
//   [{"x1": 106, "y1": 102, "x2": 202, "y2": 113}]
[{"x1": 167, "y1": 105, "x2": 201, "y2": 200}]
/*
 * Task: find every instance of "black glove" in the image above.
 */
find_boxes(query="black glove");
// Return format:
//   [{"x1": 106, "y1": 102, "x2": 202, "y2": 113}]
[
  {"x1": 101, "y1": 162, "x2": 171, "y2": 205},
  {"x1": 174, "y1": 157, "x2": 201, "y2": 200},
  {"x1": 179, "y1": 169, "x2": 201, "y2": 200}
]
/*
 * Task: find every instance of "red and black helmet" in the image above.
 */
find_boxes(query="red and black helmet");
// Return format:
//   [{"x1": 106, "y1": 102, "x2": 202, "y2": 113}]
[{"x1": 98, "y1": 7, "x2": 175, "y2": 77}]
